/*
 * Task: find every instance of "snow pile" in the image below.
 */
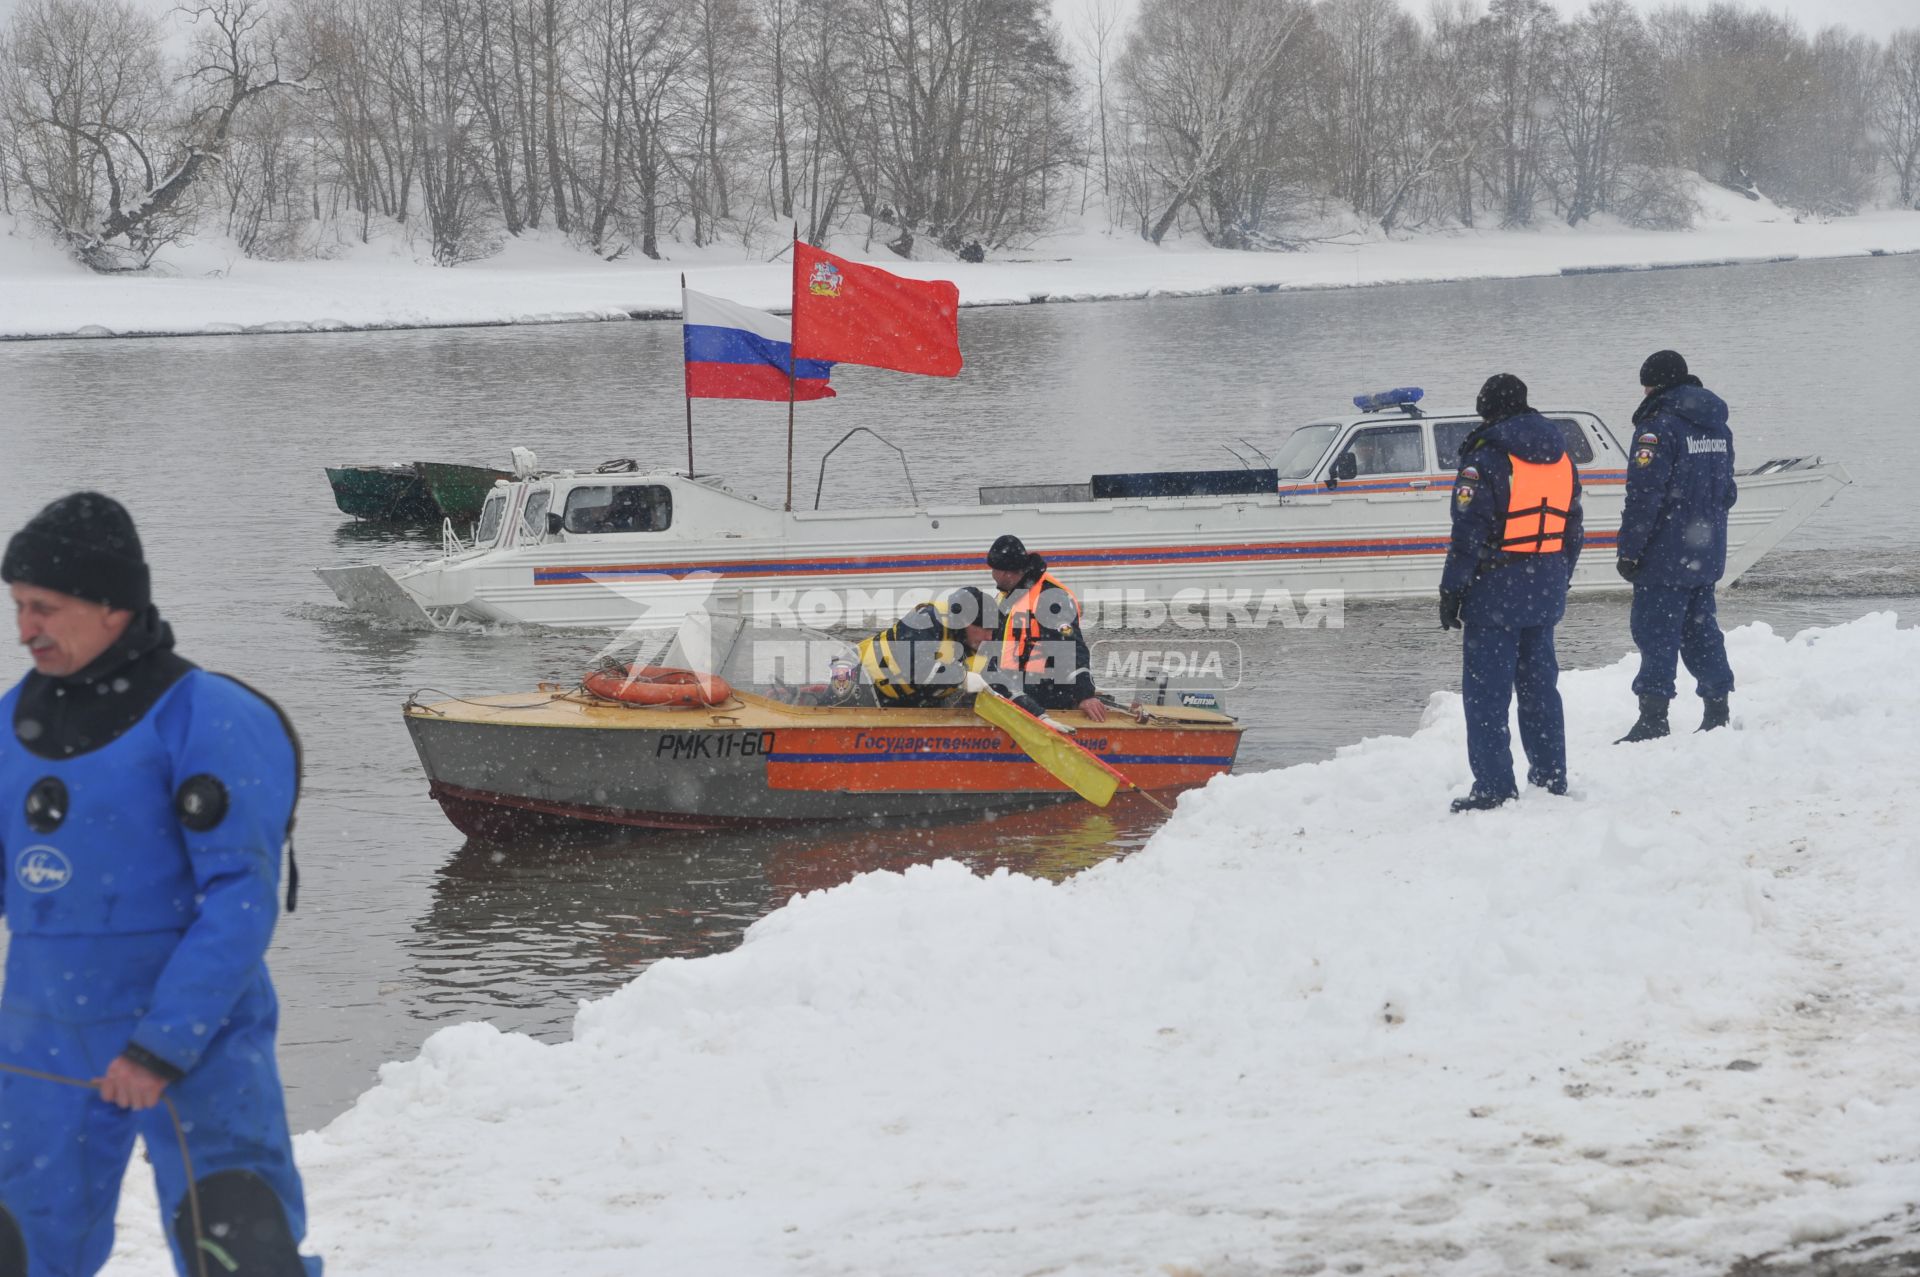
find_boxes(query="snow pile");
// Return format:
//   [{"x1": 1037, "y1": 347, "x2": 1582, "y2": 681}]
[
  {"x1": 7, "y1": 179, "x2": 1920, "y2": 339},
  {"x1": 109, "y1": 615, "x2": 1920, "y2": 1274}
]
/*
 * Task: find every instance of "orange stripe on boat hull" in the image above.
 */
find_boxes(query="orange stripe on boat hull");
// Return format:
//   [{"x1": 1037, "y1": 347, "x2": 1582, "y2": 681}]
[{"x1": 764, "y1": 725, "x2": 1239, "y2": 793}]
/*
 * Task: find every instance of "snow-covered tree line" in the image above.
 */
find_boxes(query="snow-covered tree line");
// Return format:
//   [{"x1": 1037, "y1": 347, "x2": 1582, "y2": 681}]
[
  {"x1": 1107, "y1": 0, "x2": 1920, "y2": 247},
  {"x1": 0, "y1": 0, "x2": 1916, "y2": 270}
]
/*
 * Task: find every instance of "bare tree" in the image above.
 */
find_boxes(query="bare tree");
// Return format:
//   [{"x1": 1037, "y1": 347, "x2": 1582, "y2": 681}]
[
  {"x1": 79, "y1": 0, "x2": 310, "y2": 262},
  {"x1": 1783, "y1": 27, "x2": 1879, "y2": 214},
  {"x1": 1117, "y1": 0, "x2": 1309, "y2": 246},
  {"x1": 1479, "y1": 0, "x2": 1554, "y2": 227},
  {"x1": 1545, "y1": 0, "x2": 1650, "y2": 225},
  {"x1": 1424, "y1": 0, "x2": 1486, "y2": 226},
  {"x1": 684, "y1": 0, "x2": 750, "y2": 244},
  {"x1": 1372, "y1": 14, "x2": 1477, "y2": 234},
  {"x1": 0, "y1": 0, "x2": 170, "y2": 262},
  {"x1": 841, "y1": 0, "x2": 1079, "y2": 255},
  {"x1": 1073, "y1": 0, "x2": 1122, "y2": 217},
  {"x1": 1879, "y1": 29, "x2": 1920, "y2": 208},
  {"x1": 1651, "y1": 5, "x2": 1803, "y2": 197}
]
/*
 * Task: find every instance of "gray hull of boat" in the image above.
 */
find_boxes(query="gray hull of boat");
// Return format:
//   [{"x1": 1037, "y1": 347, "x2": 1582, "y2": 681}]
[{"x1": 406, "y1": 714, "x2": 1068, "y2": 834}]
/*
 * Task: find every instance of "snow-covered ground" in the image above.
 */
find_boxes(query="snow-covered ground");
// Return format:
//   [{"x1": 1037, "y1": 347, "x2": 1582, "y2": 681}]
[
  {"x1": 102, "y1": 613, "x2": 1920, "y2": 1274},
  {"x1": 7, "y1": 184, "x2": 1920, "y2": 340}
]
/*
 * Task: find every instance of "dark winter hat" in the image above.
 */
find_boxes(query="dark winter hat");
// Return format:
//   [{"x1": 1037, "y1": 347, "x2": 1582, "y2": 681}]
[
  {"x1": 1639, "y1": 349, "x2": 1689, "y2": 390},
  {"x1": 942, "y1": 585, "x2": 998, "y2": 632},
  {"x1": 1, "y1": 491, "x2": 151, "y2": 612},
  {"x1": 1475, "y1": 373, "x2": 1531, "y2": 423},
  {"x1": 986, "y1": 534, "x2": 1030, "y2": 572}
]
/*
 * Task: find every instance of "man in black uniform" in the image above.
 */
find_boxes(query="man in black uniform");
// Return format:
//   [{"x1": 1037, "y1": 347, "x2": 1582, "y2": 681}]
[
  {"x1": 985, "y1": 535, "x2": 1107, "y2": 725},
  {"x1": 857, "y1": 586, "x2": 997, "y2": 708},
  {"x1": 1614, "y1": 349, "x2": 1738, "y2": 741},
  {"x1": 1438, "y1": 375, "x2": 1584, "y2": 811}
]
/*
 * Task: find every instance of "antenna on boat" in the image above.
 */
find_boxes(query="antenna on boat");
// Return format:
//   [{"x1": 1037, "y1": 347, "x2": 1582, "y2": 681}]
[
  {"x1": 1238, "y1": 437, "x2": 1275, "y2": 467},
  {"x1": 1221, "y1": 443, "x2": 1253, "y2": 470}
]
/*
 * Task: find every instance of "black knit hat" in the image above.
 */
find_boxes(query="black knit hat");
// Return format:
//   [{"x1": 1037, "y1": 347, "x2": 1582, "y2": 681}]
[
  {"x1": 942, "y1": 585, "x2": 998, "y2": 631},
  {"x1": 1639, "y1": 349, "x2": 1689, "y2": 390},
  {"x1": 1475, "y1": 373, "x2": 1531, "y2": 423},
  {"x1": 1, "y1": 492, "x2": 151, "y2": 612},
  {"x1": 986, "y1": 534, "x2": 1030, "y2": 571}
]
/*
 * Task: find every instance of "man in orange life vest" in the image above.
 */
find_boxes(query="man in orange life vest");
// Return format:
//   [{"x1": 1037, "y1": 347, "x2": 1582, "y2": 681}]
[
  {"x1": 1438, "y1": 374, "x2": 1585, "y2": 812},
  {"x1": 978, "y1": 535, "x2": 1108, "y2": 727}
]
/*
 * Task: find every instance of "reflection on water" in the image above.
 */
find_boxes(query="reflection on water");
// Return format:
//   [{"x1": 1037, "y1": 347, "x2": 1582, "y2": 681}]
[
  {"x1": 415, "y1": 800, "x2": 1167, "y2": 1037},
  {"x1": 329, "y1": 519, "x2": 444, "y2": 553},
  {"x1": 1, "y1": 253, "x2": 1917, "y2": 1127}
]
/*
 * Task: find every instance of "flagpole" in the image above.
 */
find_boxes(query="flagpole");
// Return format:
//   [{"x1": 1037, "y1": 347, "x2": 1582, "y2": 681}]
[
  {"x1": 681, "y1": 273, "x2": 695, "y2": 479},
  {"x1": 785, "y1": 224, "x2": 798, "y2": 513}
]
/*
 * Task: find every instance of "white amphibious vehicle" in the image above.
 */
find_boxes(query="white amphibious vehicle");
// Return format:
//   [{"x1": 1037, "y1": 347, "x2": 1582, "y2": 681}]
[{"x1": 317, "y1": 392, "x2": 1850, "y2": 631}]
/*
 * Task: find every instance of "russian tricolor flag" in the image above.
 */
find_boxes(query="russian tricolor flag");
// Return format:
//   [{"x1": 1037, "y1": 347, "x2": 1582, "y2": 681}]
[{"x1": 682, "y1": 288, "x2": 835, "y2": 401}]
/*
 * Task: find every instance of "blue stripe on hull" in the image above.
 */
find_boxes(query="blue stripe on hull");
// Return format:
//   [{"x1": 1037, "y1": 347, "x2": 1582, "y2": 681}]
[{"x1": 535, "y1": 532, "x2": 1621, "y2": 585}]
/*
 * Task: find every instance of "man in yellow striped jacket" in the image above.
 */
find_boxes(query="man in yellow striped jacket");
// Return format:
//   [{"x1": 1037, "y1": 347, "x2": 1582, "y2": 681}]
[{"x1": 857, "y1": 587, "x2": 997, "y2": 709}]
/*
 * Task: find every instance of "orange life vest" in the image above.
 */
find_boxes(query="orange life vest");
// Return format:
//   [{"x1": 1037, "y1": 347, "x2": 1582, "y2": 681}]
[
  {"x1": 999, "y1": 572, "x2": 1080, "y2": 674},
  {"x1": 1500, "y1": 456, "x2": 1575, "y2": 554}
]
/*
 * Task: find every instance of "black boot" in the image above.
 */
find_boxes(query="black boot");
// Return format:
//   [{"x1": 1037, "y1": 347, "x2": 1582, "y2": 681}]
[
  {"x1": 1528, "y1": 770, "x2": 1569, "y2": 796},
  {"x1": 1615, "y1": 694, "x2": 1670, "y2": 744},
  {"x1": 1699, "y1": 696, "x2": 1729, "y2": 732},
  {"x1": 1450, "y1": 789, "x2": 1514, "y2": 814}
]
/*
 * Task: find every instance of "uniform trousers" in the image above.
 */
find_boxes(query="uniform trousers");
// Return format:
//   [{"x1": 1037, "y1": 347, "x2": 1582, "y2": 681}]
[
  {"x1": 1462, "y1": 622, "x2": 1566, "y2": 798},
  {"x1": 1629, "y1": 582, "x2": 1734, "y2": 700}
]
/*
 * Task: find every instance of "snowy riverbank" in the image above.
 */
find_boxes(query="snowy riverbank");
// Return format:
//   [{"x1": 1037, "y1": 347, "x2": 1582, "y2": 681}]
[
  {"x1": 8, "y1": 184, "x2": 1920, "y2": 341},
  {"x1": 103, "y1": 613, "x2": 1920, "y2": 1274}
]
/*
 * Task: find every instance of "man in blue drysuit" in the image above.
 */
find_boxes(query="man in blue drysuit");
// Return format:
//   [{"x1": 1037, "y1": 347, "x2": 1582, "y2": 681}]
[
  {"x1": 1614, "y1": 349, "x2": 1738, "y2": 741},
  {"x1": 0, "y1": 493, "x2": 319, "y2": 1276},
  {"x1": 1438, "y1": 374, "x2": 1585, "y2": 812}
]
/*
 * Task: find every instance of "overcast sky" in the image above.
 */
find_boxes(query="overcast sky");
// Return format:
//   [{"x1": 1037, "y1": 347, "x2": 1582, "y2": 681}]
[{"x1": 0, "y1": 0, "x2": 1908, "y2": 63}]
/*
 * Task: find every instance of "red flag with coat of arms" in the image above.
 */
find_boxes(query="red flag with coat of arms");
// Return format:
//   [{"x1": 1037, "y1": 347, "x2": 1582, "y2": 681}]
[{"x1": 791, "y1": 241, "x2": 963, "y2": 377}]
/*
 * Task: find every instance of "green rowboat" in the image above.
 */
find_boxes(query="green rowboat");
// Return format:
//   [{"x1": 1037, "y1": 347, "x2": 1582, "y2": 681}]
[
  {"x1": 417, "y1": 461, "x2": 515, "y2": 523},
  {"x1": 326, "y1": 464, "x2": 440, "y2": 522}
]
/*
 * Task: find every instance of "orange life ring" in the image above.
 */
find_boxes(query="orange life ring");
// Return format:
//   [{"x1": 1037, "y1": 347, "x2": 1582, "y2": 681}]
[{"x1": 583, "y1": 665, "x2": 733, "y2": 707}]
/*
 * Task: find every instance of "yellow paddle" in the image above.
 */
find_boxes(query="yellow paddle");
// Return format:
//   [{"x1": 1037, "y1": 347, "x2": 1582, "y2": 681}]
[{"x1": 973, "y1": 690, "x2": 1172, "y2": 814}]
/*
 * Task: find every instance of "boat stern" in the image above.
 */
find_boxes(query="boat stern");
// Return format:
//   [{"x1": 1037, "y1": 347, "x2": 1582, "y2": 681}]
[
  {"x1": 316, "y1": 563, "x2": 439, "y2": 625},
  {"x1": 1723, "y1": 457, "x2": 1853, "y2": 584}
]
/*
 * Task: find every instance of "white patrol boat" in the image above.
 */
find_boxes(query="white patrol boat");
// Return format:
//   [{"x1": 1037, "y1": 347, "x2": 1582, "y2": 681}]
[{"x1": 315, "y1": 390, "x2": 1850, "y2": 632}]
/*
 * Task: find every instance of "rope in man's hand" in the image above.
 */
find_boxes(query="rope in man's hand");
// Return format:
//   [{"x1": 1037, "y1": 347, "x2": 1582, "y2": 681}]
[{"x1": 0, "y1": 1058, "x2": 211, "y2": 1277}]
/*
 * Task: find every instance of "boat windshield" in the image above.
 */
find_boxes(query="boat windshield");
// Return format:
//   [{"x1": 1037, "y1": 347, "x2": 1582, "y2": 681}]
[
  {"x1": 475, "y1": 490, "x2": 508, "y2": 545},
  {"x1": 1271, "y1": 423, "x2": 1342, "y2": 479},
  {"x1": 658, "y1": 611, "x2": 858, "y2": 696}
]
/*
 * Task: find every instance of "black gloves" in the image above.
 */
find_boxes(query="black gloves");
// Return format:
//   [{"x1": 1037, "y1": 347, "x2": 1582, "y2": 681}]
[
  {"x1": 1439, "y1": 590, "x2": 1464, "y2": 630},
  {"x1": 1616, "y1": 558, "x2": 1641, "y2": 582}
]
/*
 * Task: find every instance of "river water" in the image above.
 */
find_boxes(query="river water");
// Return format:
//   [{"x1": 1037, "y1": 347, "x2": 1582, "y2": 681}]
[{"x1": 2, "y1": 254, "x2": 1917, "y2": 1127}]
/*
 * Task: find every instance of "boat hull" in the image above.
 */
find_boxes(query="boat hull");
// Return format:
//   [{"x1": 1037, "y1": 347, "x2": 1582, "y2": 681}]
[
  {"x1": 326, "y1": 465, "x2": 439, "y2": 522},
  {"x1": 418, "y1": 461, "x2": 513, "y2": 523},
  {"x1": 329, "y1": 460, "x2": 1850, "y2": 631},
  {"x1": 404, "y1": 693, "x2": 1240, "y2": 837}
]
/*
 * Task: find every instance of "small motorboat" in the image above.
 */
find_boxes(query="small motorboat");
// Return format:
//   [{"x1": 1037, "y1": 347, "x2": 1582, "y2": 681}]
[
  {"x1": 325, "y1": 463, "x2": 440, "y2": 522},
  {"x1": 402, "y1": 616, "x2": 1240, "y2": 838}
]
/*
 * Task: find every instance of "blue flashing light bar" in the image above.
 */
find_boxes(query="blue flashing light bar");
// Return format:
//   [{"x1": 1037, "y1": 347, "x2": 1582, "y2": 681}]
[{"x1": 1353, "y1": 387, "x2": 1425, "y2": 412}]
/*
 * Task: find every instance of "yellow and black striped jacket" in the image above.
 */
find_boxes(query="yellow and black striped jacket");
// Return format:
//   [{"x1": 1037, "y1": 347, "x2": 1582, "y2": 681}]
[{"x1": 857, "y1": 604, "x2": 969, "y2": 708}]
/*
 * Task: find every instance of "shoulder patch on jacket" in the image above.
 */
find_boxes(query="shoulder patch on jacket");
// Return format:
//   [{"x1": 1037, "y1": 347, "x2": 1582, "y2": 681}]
[
  {"x1": 1636, "y1": 432, "x2": 1660, "y2": 445},
  {"x1": 1459, "y1": 465, "x2": 1480, "y2": 481},
  {"x1": 1454, "y1": 482, "x2": 1476, "y2": 509}
]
